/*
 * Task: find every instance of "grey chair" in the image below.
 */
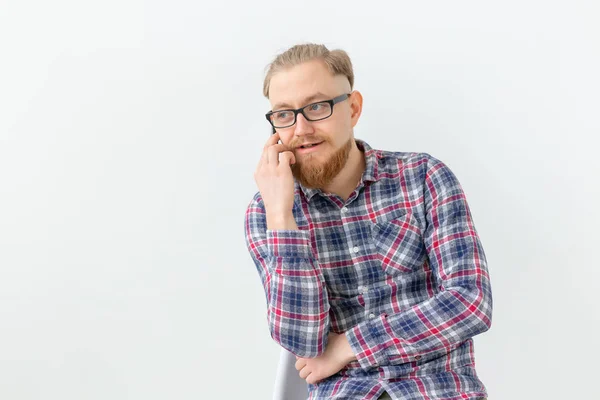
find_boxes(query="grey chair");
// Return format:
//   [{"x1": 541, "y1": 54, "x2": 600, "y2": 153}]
[{"x1": 272, "y1": 348, "x2": 308, "y2": 400}]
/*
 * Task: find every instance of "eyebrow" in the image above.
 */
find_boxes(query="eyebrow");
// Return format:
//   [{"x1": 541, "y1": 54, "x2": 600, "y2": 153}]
[{"x1": 272, "y1": 92, "x2": 330, "y2": 111}]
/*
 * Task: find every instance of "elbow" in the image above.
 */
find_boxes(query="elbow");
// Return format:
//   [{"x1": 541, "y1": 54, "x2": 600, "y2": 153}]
[
  {"x1": 449, "y1": 284, "x2": 493, "y2": 337},
  {"x1": 268, "y1": 319, "x2": 330, "y2": 358},
  {"x1": 471, "y1": 286, "x2": 493, "y2": 336},
  {"x1": 282, "y1": 343, "x2": 328, "y2": 359}
]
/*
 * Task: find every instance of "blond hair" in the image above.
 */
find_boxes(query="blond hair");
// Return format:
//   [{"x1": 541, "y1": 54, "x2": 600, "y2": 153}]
[{"x1": 262, "y1": 43, "x2": 354, "y2": 98}]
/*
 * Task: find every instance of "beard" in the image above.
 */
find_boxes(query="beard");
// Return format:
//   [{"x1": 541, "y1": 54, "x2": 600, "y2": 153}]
[{"x1": 290, "y1": 136, "x2": 353, "y2": 189}]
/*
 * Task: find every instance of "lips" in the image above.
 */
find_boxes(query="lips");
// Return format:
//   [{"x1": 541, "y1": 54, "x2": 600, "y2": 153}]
[{"x1": 298, "y1": 141, "x2": 324, "y2": 149}]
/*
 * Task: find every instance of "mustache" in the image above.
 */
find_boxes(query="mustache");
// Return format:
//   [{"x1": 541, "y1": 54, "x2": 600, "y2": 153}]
[{"x1": 287, "y1": 137, "x2": 327, "y2": 149}]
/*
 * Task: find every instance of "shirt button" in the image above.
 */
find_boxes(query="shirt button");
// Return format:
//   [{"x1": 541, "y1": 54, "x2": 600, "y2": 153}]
[
  {"x1": 369, "y1": 313, "x2": 376, "y2": 319},
  {"x1": 341, "y1": 207, "x2": 348, "y2": 213},
  {"x1": 358, "y1": 285, "x2": 364, "y2": 293},
  {"x1": 352, "y1": 246, "x2": 359, "y2": 253}
]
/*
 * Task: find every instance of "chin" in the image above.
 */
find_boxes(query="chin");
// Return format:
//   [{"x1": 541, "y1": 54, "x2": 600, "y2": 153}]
[{"x1": 297, "y1": 152, "x2": 328, "y2": 168}]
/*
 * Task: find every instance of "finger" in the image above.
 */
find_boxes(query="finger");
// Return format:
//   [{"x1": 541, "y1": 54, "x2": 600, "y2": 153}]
[
  {"x1": 278, "y1": 151, "x2": 296, "y2": 166},
  {"x1": 294, "y1": 358, "x2": 306, "y2": 370},
  {"x1": 299, "y1": 367, "x2": 310, "y2": 380},
  {"x1": 259, "y1": 147, "x2": 268, "y2": 167},
  {"x1": 266, "y1": 143, "x2": 290, "y2": 164},
  {"x1": 263, "y1": 131, "x2": 280, "y2": 149},
  {"x1": 261, "y1": 132, "x2": 281, "y2": 165}
]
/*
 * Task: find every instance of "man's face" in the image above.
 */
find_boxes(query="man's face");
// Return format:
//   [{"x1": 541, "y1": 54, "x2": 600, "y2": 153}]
[{"x1": 268, "y1": 59, "x2": 361, "y2": 189}]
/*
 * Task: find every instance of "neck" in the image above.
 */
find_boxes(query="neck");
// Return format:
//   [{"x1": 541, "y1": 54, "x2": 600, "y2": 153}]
[{"x1": 322, "y1": 140, "x2": 366, "y2": 201}]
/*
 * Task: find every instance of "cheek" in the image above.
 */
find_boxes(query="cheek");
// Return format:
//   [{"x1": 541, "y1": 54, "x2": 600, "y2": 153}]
[
  {"x1": 276, "y1": 131, "x2": 294, "y2": 144},
  {"x1": 325, "y1": 115, "x2": 349, "y2": 135},
  {"x1": 316, "y1": 120, "x2": 340, "y2": 140}
]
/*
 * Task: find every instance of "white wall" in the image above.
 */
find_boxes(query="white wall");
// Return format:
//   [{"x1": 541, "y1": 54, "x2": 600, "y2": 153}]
[{"x1": 1, "y1": 1, "x2": 598, "y2": 399}]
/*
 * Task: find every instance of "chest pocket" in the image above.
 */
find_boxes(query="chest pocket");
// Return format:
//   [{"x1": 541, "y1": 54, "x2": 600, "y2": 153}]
[{"x1": 371, "y1": 210, "x2": 426, "y2": 276}]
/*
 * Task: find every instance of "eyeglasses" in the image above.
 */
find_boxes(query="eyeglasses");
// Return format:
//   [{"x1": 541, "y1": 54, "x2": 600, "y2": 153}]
[{"x1": 265, "y1": 93, "x2": 351, "y2": 129}]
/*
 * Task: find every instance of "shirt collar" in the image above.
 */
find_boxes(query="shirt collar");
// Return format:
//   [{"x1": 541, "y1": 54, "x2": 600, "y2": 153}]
[{"x1": 295, "y1": 138, "x2": 380, "y2": 201}]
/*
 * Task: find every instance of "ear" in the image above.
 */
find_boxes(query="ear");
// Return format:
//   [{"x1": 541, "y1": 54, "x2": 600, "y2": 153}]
[{"x1": 349, "y1": 91, "x2": 363, "y2": 128}]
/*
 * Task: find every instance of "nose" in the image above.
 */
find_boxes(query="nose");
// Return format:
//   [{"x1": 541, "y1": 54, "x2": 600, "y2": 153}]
[{"x1": 294, "y1": 112, "x2": 314, "y2": 136}]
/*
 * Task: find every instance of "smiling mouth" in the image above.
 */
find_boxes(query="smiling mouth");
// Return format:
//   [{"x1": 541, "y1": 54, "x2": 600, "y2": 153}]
[{"x1": 299, "y1": 142, "x2": 323, "y2": 149}]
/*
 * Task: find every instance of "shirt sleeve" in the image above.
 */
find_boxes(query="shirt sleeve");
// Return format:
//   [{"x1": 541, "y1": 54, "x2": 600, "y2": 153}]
[
  {"x1": 345, "y1": 155, "x2": 493, "y2": 369},
  {"x1": 244, "y1": 196, "x2": 331, "y2": 358}
]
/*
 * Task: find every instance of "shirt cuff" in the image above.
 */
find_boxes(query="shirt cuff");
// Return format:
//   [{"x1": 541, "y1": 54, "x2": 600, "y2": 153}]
[
  {"x1": 345, "y1": 313, "x2": 395, "y2": 369},
  {"x1": 266, "y1": 230, "x2": 320, "y2": 278}
]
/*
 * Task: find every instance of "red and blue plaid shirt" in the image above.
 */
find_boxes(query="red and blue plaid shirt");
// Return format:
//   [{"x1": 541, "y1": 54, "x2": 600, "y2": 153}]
[{"x1": 244, "y1": 139, "x2": 492, "y2": 399}]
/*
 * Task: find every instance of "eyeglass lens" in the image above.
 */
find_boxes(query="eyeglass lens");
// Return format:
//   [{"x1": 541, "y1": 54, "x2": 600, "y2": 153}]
[{"x1": 271, "y1": 102, "x2": 332, "y2": 127}]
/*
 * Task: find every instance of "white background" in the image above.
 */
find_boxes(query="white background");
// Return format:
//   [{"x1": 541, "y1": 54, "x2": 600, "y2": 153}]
[{"x1": 1, "y1": 1, "x2": 599, "y2": 399}]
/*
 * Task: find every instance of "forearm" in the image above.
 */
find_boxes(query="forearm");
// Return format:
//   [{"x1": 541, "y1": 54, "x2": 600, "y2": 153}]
[
  {"x1": 246, "y1": 201, "x2": 332, "y2": 358},
  {"x1": 345, "y1": 278, "x2": 492, "y2": 369},
  {"x1": 260, "y1": 227, "x2": 331, "y2": 357},
  {"x1": 266, "y1": 247, "x2": 331, "y2": 358}
]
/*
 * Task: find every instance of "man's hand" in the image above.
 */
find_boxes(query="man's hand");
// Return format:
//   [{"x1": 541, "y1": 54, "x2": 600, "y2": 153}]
[
  {"x1": 254, "y1": 131, "x2": 298, "y2": 230},
  {"x1": 294, "y1": 331, "x2": 357, "y2": 385}
]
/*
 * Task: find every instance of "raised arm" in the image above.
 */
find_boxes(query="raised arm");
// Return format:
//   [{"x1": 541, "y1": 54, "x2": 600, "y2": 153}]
[{"x1": 245, "y1": 198, "x2": 331, "y2": 357}]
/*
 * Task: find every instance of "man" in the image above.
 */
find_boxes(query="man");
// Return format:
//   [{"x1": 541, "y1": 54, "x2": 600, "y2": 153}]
[{"x1": 244, "y1": 43, "x2": 492, "y2": 400}]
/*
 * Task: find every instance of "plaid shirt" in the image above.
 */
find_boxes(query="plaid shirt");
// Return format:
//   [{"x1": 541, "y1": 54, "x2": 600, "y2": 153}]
[{"x1": 244, "y1": 139, "x2": 492, "y2": 399}]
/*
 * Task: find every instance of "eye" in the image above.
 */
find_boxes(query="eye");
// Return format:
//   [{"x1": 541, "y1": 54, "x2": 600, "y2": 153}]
[{"x1": 308, "y1": 103, "x2": 323, "y2": 111}]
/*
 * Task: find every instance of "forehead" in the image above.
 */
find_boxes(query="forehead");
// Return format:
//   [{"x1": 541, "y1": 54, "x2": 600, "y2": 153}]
[{"x1": 269, "y1": 59, "x2": 350, "y2": 109}]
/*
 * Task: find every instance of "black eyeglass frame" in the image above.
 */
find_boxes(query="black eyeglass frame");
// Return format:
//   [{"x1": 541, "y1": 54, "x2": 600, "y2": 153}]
[{"x1": 265, "y1": 93, "x2": 351, "y2": 131}]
